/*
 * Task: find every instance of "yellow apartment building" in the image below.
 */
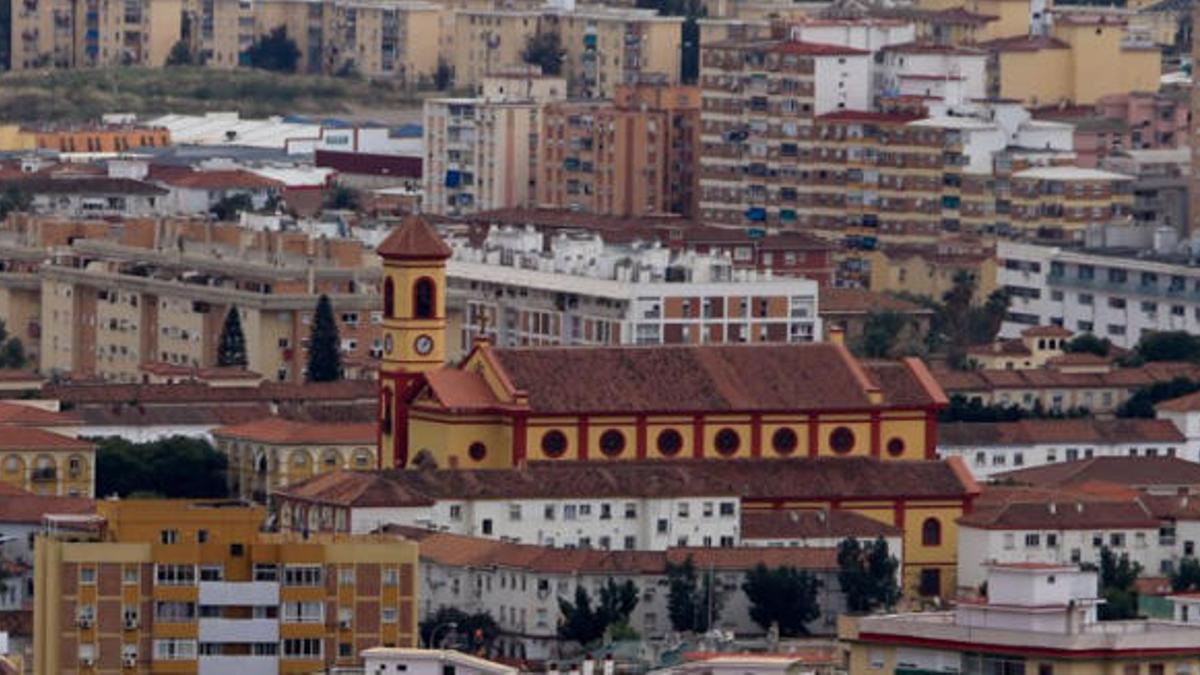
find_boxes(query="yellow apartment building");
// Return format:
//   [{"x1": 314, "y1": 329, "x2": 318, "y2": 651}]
[
  {"x1": 32, "y1": 499, "x2": 419, "y2": 674},
  {"x1": 327, "y1": 0, "x2": 442, "y2": 82},
  {"x1": 212, "y1": 416, "x2": 378, "y2": 501},
  {"x1": 450, "y1": 9, "x2": 542, "y2": 90},
  {"x1": 869, "y1": 239, "x2": 1000, "y2": 305},
  {"x1": 1007, "y1": 165, "x2": 1134, "y2": 242},
  {"x1": 183, "y1": 0, "x2": 257, "y2": 68}
]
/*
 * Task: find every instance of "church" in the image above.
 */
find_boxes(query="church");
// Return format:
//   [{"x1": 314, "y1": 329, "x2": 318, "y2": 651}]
[{"x1": 376, "y1": 217, "x2": 950, "y2": 472}]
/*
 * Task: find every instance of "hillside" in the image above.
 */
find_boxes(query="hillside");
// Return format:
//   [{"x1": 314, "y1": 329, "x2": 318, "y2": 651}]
[{"x1": 0, "y1": 67, "x2": 430, "y2": 124}]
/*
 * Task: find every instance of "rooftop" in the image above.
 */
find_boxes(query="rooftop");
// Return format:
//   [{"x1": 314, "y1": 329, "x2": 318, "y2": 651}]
[
  {"x1": 993, "y1": 456, "x2": 1200, "y2": 489},
  {"x1": 212, "y1": 416, "x2": 376, "y2": 445},
  {"x1": 741, "y1": 508, "x2": 902, "y2": 540},
  {"x1": 278, "y1": 457, "x2": 979, "y2": 507},
  {"x1": 938, "y1": 418, "x2": 1184, "y2": 447},
  {"x1": 1012, "y1": 166, "x2": 1134, "y2": 181}
]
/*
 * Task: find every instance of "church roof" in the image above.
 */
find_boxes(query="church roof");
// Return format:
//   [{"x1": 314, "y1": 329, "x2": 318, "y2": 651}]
[
  {"x1": 479, "y1": 343, "x2": 946, "y2": 414},
  {"x1": 377, "y1": 215, "x2": 452, "y2": 260}
]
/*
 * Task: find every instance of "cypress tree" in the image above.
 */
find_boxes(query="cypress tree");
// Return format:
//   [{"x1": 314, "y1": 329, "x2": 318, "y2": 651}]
[
  {"x1": 216, "y1": 306, "x2": 248, "y2": 367},
  {"x1": 305, "y1": 294, "x2": 342, "y2": 382}
]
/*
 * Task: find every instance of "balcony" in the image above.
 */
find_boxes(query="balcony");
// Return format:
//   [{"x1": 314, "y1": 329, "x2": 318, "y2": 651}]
[
  {"x1": 31, "y1": 467, "x2": 56, "y2": 482},
  {"x1": 198, "y1": 618, "x2": 278, "y2": 643},
  {"x1": 198, "y1": 656, "x2": 278, "y2": 675},
  {"x1": 198, "y1": 581, "x2": 279, "y2": 606}
]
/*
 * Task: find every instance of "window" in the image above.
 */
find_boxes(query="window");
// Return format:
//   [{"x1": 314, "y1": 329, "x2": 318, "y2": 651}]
[
  {"x1": 482, "y1": 519, "x2": 493, "y2": 535},
  {"x1": 154, "y1": 601, "x2": 196, "y2": 621},
  {"x1": 656, "y1": 518, "x2": 668, "y2": 534},
  {"x1": 600, "y1": 503, "x2": 612, "y2": 520},
  {"x1": 624, "y1": 536, "x2": 636, "y2": 550},
  {"x1": 541, "y1": 431, "x2": 568, "y2": 458},
  {"x1": 921, "y1": 518, "x2": 941, "y2": 547},
  {"x1": 449, "y1": 505, "x2": 462, "y2": 521},
  {"x1": 509, "y1": 504, "x2": 522, "y2": 521},
  {"x1": 1047, "y1": 533, "x2": 1058, "y2": 548},
  {"x1": 772, "y1": 428, "x2": 798, "y2": 455},
  {"x1": 599, "y1": 430, "x2": 625, "y2": 457},
  {"x1": 160, "y1": 529, "x2": 178, "y2": 544},
  {"x1": 384, "y1": 568, "x2": 399, "y2": 586},
  {"x1": 1110, "y1": 533, "x2": 1126, "y2": 548},
  {"x1": 199, "y1": 565, "x2": 223, "y2": 581},
  {"x1": 382, "y1": 607, "x2": 398, "y2": 623},
  {"x1": 719, "y1": 502, "x2": 735, "y2": 517},
  {"x1": 829, "y1": 427, "x2": 855, "y2": 454},
  {"x1": 919, "y1": 568, "x2": 941, "y2": 597},
  {"x1": 1025, "y1": 533, "x2": 1040, "y2": 547},
  {"x1": 80, "y1": 567, "x2": 96, "y2": 584},
  {"x1": 678, "y1": 502, "x2": 690, "y2": 518},
  {"x1": 468, "y1": 442, "x2": 487, "y2": 462},
  {"x1": 123, "y1": 567, "x2": 139, "y2": 585},
  {"x1": 254, "y1": 564, "x2": 278, "y2": 581},
  {"x1": 156, "y1": 564, "x2": 195, "y2": 586},
  {"x1": 153, "y1": 639, "x2": 197, "y2": 661},
  {"x1": 886, "y1": 437, "x2": 905, "y2": 457},
  {"x1": 383, "y1": 277, "x2": 395, "y2": 318},
  {"x1": 413, "y1": 278, "x2": 436, "y2": 319},
  {"x1": 624, "y1": 503, "x2": 636, "y2": 519},
  {"x1": 282, "y1": 638, "x2": 323, "y2": 659},
  {"x1": 283, "y1": 565, "x2": 323, "y2": 586},
  {"x1": 197, "y1": 529, "x2": 208, "y2": 544},
  {"x1": 714, "y1": 428, "x2": 740, "y2": 456},
  {"x1": 657, "y1": 429, "x2": 683, "y2": 457},
  {"x1": 339, "y1": 567, "x2": 355, "y2": 586},
  {"x1": 282, "y1": 601, "x2": 324, "y2": 623}
]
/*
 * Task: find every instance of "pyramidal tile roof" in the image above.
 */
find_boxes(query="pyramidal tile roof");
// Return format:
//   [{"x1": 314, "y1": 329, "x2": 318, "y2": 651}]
[{"x1": 377, "y1": 216, "x2": 452, "y2": 260}]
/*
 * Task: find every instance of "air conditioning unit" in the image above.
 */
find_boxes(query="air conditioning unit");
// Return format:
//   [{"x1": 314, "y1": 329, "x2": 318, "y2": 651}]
[
  {"x1": 123, "y1": 656, "x2": 137, "y2": 668},
  {"x1": 77, "y1": 617, "x2": 93, "y2": 629}
]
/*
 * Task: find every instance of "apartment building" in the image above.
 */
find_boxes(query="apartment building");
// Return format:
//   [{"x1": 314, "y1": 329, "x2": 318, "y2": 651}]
[
  {"x1": 32, "y1": 499, "x2": 419, "y2": 674},
  {"x1": 422, "y1": 98, "x2": 539, "y2": 216},
  {"x1": 2, "y1": 218, "x2": 380, "y2": 381},
  {"x1": 0, "y1": 124, "x2": 172, "y2": 153},
  {"x1": 212, "y1": 416, "x2": 377, "y2": 501},
  {"x1": 401, "y1": 526, "x2": 841, "y2": 661},
  {"x1": 538, "y1": 82, "x2": 700, "y2": 217},
  {"x1": 998, "y1": 240, "x2": 1200, "y2": 348},
  {"x1": 184, "y1": 0, "x2": 257, "y2": 68},
  {"x1": 843, "y1": 563, "x2": 1200, "y2": 673},
  {"x1": 868, "y1": 238, "x2": 999, "y2": 305},
  {"x1": 326, "y1": 0, "x2": 441, "y2": 82},
  {"x1": 696, "y1": 36, "x2": 871, "y2": 227},
  {"x1": 938, "y1": 418, "x2": 1188, "y2": 479},
  {"x1": 276, "y1": 457, "x2": 977, "y2": 599},
  {"x1": 0, "y1": 424, "x2": 95, "y2": 497},
  {"x1": 443, "y1": 223, "x2": 820, "y2": 355}
]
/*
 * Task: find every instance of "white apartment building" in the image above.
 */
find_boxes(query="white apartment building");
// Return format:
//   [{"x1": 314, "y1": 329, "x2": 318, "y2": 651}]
[
  {"x1": 443, "y1": 226, "x2": 820, "y2": 355},
  {"x1": 877, "y1": 43, "x2": 987, "y2": 103},
  {"x1": 998, "y1": 239, "x2": 1200, "y2": 348},
  {"x1": 938, "y1": 418, "x2": 1190, "y2": 479},
  {"x1": 406, "y1": 527, "x2": 843, "y2": 661}
]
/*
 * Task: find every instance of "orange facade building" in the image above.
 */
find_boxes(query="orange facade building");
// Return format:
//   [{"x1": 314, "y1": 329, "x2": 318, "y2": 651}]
[
  {"x1": 376, "y1": 216, "x2": 949, "y2": 472},
  {"x1": 30, "y1": 127, "x2": 171, "y2": 153}
]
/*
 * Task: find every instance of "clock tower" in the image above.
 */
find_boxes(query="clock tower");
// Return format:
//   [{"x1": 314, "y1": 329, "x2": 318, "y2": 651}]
[{"x1": 376, "y1": 216, "x2": 452, "y2": 469}]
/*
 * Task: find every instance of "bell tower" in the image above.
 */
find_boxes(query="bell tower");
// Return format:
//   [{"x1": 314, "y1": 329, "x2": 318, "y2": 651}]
[{"x1": 376, "y1": 216, "x2": 452, "y2": 469}]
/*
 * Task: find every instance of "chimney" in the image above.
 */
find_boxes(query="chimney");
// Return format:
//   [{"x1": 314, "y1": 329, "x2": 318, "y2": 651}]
[{"x1": 828, "y1": 324, "x2": 845, "y2": 346}]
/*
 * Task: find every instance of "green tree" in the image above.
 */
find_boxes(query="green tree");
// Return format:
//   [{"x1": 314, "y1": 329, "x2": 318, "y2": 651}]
[
  {"x1": 209, "y1": 193, "x2": 254, "y2": 221},
  {"x1": 325, "y1": 185, "x2": 358, "y2": 210},
  {"x1": 1091, "y1": 546, "x2": 1141, "y2": 621},
  {"x1": 837, "y1": 537, "x2": 901, "y2": 613},
  {"x1": 95, "y1": 436, "x2": 228, "y2": 498},
  {"x1": 0, "y1": 187, "x2": 31, "y2": 219},
  {"x1": 557, "y1": 579, "x2": 638, "y2": 646},
  {"x1": 856, "y1": 311, "x2": 910, "y2": 358},
  {"x1": 521, "y1": 32, "x2": 565, "y2": 76},
  {"x1": 166, "y1": 39, "x2": 194, "y2": 66},
  {"x1": 1172, "y1": 557, "x2": 1200, "y2": 593},
  {"x1": 666, "y1": 555, "x2": 723, "y2": 633},
  {"x1": 1118, "y1": 377, "x2": 1200, "y2": 418},
  {"x1": 742, "y1": 564, "x2": 822, "y2": 636},
  {"x1": 1136, "y1": 331, "x2": 1200, "y2": 363},
  {"x1": 305, "y1": 294, "x2": 342, "y2": 382},
  {"x1": 1064, "y1": 333, "x2": 1111, "y2": 356},
  {"x1": 419, "y1": 607, "x2": 499, "y2": 652},
  {"x1": 244, "y1": 26, "x2": 301, "y2": 73},
  {"x1": 0, "y1": 319, "x2": 27, "y2": 368},
  {"x1": 216, "y1": 306, "x2": 248, "y2": 367}
]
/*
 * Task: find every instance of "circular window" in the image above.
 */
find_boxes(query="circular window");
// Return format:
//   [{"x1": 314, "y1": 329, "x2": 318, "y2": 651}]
[
  {"x1": 886, "y1": 437, "x2": 905, "y2": 457},
  {"x1": 468, "y1": 442, "x2": 487, "y2": 462},
  {"x1": 541, "y1": 431, "x2": 568, "y2": 458},
  {"x1": 714, "y1": 428, "x2": 740, "y2": 456},
  {"x1": 772, "y1": 428, "x2": 798, "y2": 455},
  {"x1": 657, "y1": 429, "x2": 683, "y2": 457},
  {"x1": 599, "y1": 430, "x2": 625, "y2": 457},
  {"x1": 829, "y1": 427, "x2": 855, "y2": 454}
]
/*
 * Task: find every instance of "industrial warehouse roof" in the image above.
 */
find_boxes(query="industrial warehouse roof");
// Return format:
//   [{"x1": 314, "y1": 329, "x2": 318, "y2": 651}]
[{"x1": 277, "y1": 457, "x2": 978, "y2": 507}]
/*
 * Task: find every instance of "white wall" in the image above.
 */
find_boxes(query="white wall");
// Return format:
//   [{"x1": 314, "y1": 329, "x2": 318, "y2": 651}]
[
  {"x1": 939, "y1": 437, "x2": 1187, "y2": 479},
  {"x1": 814, "y1": 55, "x2": 872, "y2": 116}
]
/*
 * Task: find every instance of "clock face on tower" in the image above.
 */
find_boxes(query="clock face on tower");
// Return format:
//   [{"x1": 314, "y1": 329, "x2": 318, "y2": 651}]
[{"x1": 414, "y1": 334, "x2": 435, "y2": 356}]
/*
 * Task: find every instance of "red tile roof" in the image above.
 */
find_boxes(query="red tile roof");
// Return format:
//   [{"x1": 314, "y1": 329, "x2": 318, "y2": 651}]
[
  {"x1": 155, "y1": 169, "x2": 282, "y2": 190},
  {"x1": 386, "y1": 526, "x2": 837, "y2": 574},
  {"x1": 0, "y1": 401, "x2": 80, "y2": 426},
  {"x1": 0, "y1": 427, "x2": 92, "y2": 450},
  {"x1": 278, "y1": 457, "x2": 978, "y2": 507},
  {"x1": 934, "y1": 361, "x2": 1200, "y2": 393},
  {"x1": 377, "y1": 215, "x2": 453, "y2": 260},
  {"x1": 938, "y1": 418, "x2": 1185, "y2": 447},
  {"x1": 473, "y1": 343, "x2": 944, "y2": 415},
  {"x1": 1156, "y1": 390, "x2": 1200, "y2": 412},
  {"x1": 980, "y1": 35, "x2": 1070, "y2": 51},
  {"x1": 1021, "y1": 325, "x2": 1073, "y2": 338},
  {"x1": 0, "y1": 493, "x2": 94, "y2": 523},
  {"x1": 741, "y1": 508, "x2": 901, "y2": 540},
  {"x1": 994, "y1": 456, "x2": 1200, "y2": 489},
  {"x1": 960, "y1": 484, "x2": 1159, "y2": 530},
  {"x1": 212, "y1": 416, "x2": 376, "y2": 445}
]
